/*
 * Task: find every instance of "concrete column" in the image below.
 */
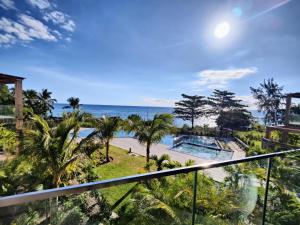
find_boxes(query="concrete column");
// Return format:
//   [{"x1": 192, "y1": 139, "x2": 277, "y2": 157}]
[
  {"x1": 281, "y1": 131, "x2": 288, "y2": 144},
  {"x1": 285, "y1": 95, "x2": 292, "y2": 126},
  {"x1": 15, "y1": 79, "x2": 23, "y2": 130},
  {"x1": 265, "y1": 127, "x2": 272, "y2": 139}
]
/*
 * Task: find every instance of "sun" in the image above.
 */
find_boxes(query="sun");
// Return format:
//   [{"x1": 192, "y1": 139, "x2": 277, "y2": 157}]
[{"x1": 214, "y1": 21, "x2": 231, "y2": 39}]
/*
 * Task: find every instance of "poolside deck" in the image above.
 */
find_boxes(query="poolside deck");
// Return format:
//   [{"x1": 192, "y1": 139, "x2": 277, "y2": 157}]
[{"x1": 111, "y1": 137, "x2": 246, "y2": 182}]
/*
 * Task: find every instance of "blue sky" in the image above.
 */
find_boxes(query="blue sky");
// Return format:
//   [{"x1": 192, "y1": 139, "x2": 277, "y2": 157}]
[{"x1": 0, "y1": 0, "x2": 299, "y2": 107}]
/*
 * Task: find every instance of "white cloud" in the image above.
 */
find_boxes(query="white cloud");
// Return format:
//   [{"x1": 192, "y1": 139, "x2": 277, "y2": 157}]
[
  {"x1": 19, "y1": 14, "x2": 57, "y2": 41},
  {"x1": 44, "y1": 10, "x2": 76, "y2": 32},
  {"x1": 0, "y1": 1, "x2": 76, "y2": 47},
  {"x1": 195, "y1": 67, "x2": 257, "y2": 89},
  {"x1": 0, "y1": 33, "x2": 15, "y2": 46},
  {"x1": 0, "y1": 17, "x2": 33, "y2": 41},
  {"x1": 0, "y1": 0, "x2": 15, "y2": 10},
  {"x1": 0, "y1": 15, "x2": 57, "y2": 45},
  {"x1": 26, "y1": 0, "x2": 51, "y2": 9}
]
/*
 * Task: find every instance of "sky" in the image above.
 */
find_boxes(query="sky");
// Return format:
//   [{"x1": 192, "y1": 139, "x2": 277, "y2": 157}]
[{"x1": 0, "y1": 0, "x2": 299, "y2": 108}]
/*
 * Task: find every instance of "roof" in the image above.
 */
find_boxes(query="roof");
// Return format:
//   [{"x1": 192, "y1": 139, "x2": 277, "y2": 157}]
[
  {"x1": 287, "y1": 92, "x2": 300, "y2": 98},
  {"x1": 0, "y1": 73, "x2": 25, "y2": 84}
]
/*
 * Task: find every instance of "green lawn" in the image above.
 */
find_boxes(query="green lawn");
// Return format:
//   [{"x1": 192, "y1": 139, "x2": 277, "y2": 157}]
[{"x1": 93, "y1": 145, "x2": 148, "y2": 205}]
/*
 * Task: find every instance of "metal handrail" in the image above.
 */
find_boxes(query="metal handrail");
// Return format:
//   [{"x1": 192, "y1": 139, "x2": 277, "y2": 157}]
[{"x1": 0, "y1": 149, "x2": 299, "y2": 208}]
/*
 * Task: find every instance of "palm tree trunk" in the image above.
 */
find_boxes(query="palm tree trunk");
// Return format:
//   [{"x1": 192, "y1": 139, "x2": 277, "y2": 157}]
[
  {"x1": 146, "y1": 143, "x2": 150, "y2": 163},
  {"x1": 106, "y1": 141, "x2": 110, "y2": 162}
]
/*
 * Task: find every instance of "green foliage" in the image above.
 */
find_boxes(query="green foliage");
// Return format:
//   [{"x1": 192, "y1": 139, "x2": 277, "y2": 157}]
[
  {"x1": 208, "y1": 89, "x2": 252, "y2": 130},
  {"x1": 173, "y1": 94, "x2": 208, "y2": 129},
  {"x1": 216, "y1": 109, "x2": 252, "y2": 130},
  {"x1": 24, "y1": 111, "x2": 99, "y2": 188},
  {"x1": 64, "y1": 97, "x2": 80, "y2": 110},
  {"x1": 0, "y1": 123, "x2": 16, "y2": 154},
  {"x1": 250, "y1": 78, "x2": 284, "y2": 125},
  {"x1": 208, "y1": 89, "x2": 246, "y2": 113},
  {"x1": 23, "y1": 89, "x2": 57, "y2": 118},
  {"x1": 93, "y1": 116, "x2": 121, "y2": 162},
  {"x1": 125, "y1": 113, "x2": 174, "y2": 163},
  {"x1": 0, "y1": 84, "x2": 14, "y2": 105}
]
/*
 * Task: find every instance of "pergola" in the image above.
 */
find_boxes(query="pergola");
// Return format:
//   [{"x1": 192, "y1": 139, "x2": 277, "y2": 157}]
[
  {"x1": 264, "y1": 92, "x2": 300, "y2": 147},
  {"x1": 0, "y1": 73, "x2": 24, "y2": 130}
]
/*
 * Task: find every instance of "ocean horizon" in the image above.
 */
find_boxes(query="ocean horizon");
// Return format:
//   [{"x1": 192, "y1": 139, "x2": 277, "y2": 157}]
[{"x1": 53, "y1": 103, "x2": 264, "y2": 127}]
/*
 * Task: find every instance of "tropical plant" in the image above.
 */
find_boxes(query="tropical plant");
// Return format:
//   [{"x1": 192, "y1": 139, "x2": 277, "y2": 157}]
[
  {"x1": 64, "y1": 97, "x2": 80, "y2": 110},
  {"x1": 250, "y1": 78, "x2": 284, "y2": 125},
  {"x1": 174, "y1": 94, "x2": 208, "y2": 129},
  {"x1": 23, "y1": 89, "x2": 57, "y2": 118},
  {"x1": 118, "y1": 185, "x2": 179, "y2": 225},
  {"x1": 38, "y1": 89, "x2": 57, "y2": 116},
  {"x1": 150, "y1": 154, "x2": 173, "y2": 171},
  {"x1": 94, "y1": 116, "x2": 121, "y2": 162},
  {"x1": 25, "y1": 111, "x2": 98, "y2": 188},
  {"x1": 0, "y1": 123, "x2": 16, "y2": 154},
  {"x1": 125, "y1": 114, "x2": 173, "y2": 163}
]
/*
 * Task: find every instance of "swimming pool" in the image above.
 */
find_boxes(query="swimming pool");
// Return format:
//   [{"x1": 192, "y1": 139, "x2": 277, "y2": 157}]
[
  {"x1": 177, "y1": 135, "x2": 218, "y2": 147},
  {"x1": 172, "y1": 143, "x2": 233, "y2": 160},
  {"x1": 172, "y1": 135, "x2": 233, "y2": 160}
]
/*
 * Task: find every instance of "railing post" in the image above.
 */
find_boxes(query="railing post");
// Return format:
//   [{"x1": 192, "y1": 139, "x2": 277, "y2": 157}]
[
  {"x1": 262, "y1": 157, "x2": 272, "y2": 225},
  {"x1": 191, "y1": 170, "x2": 198, "y2": 225}
]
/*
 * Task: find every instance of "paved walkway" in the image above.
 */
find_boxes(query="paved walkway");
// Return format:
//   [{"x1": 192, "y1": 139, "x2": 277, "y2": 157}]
[{"x1": 111, "y1": 137, "x2": 246, "y2": 182}]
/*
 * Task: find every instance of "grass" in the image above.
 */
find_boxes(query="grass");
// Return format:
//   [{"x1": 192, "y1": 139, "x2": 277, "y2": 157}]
[{"x1": 93, "y1": 145, "x2": 148, "y2": 205}]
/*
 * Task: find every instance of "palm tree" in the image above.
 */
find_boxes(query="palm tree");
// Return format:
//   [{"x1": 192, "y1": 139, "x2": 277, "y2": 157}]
[
  {"x1": 26, "y1": 111, "x2": 98, "y2": 188},
  {"x1": 38, "y1": 89, "x2": 57, "y2": 117},
  {"x1": 94, "y1": 116, "x2": 121, "y2": 162},
  {"x1": 64, "y1": 97, "x2": 80, "y2": 110},
  {"x1": 150, "y1": 154, "x2": 173, "y2": 171},
  {"x1": 125, "y1": 114, "x2": 173, "y2": 163}
]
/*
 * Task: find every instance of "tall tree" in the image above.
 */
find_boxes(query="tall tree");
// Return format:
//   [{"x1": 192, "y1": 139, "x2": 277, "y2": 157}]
[
  {"x1": 94, "y1": 116, "x2": 121, "y2": 162},
  {"x1": 250, "y1": 78, "x2": 284, "y2": 125},
  {"x1": 64, "y1": 97, "x2": 80, "y2": 110},
  {"x1": 23, "y1": 89, "x2": 56, "y2": 118},
  {"x1": 38, "y1": 89, "x2": 57, "y2": 117},
  {"x1": 208, "y1": 89, "x2": 246, "y2": 114},
  {"x1": 173, "y1": 94, "x2": 207, "y2": 129},
  {"x1": 125, "y1": 114, "x2": 173, "y2": 163},
  {"x1": 208, "y1": 89, "x2": 251, "y2": 129}
]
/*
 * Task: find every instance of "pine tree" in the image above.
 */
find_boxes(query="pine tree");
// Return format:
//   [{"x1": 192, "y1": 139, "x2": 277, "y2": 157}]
[
  {"x1": 208, "y1": 89, "x2": 251, "y2": 130},
  {"x1": 173, "y1": 94, "x2": 207, "y2": 129}
]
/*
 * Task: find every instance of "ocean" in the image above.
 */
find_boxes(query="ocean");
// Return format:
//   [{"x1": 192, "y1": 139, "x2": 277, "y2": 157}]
[{"x1": 53, "y1": 103, "x2": 263, "y2": 128}]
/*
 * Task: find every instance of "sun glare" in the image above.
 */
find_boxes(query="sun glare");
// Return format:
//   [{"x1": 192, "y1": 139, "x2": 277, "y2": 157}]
[{"x1": 214, "y1": 21, "x2": 230, "y2": 39}]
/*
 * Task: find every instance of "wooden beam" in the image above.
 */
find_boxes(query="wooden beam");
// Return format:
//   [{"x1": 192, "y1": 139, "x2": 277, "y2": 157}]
[{"x1": 15, "y1": 79, "x2": 23, "y2": 130}]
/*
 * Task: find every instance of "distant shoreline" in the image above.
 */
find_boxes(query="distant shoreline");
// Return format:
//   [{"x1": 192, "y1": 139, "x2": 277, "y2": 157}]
[{"x1": 54, "y1": 103, "x2": 173, "y2": 109}]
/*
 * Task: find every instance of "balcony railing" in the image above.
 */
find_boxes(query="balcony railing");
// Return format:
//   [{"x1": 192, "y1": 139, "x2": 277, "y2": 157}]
[
  {"x1": 0, "y1": 149, "x2": 299, "y2": 225},
  {"x1": 0, "y1": 105, "x2": 15, "y2": 118}
]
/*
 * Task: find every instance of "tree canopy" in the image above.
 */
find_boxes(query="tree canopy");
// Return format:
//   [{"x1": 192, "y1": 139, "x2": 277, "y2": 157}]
[
  {"x1": 250, "y1": 78, "x2": 284, "y2": 125},
  {"x1": 173, "y1": 94, "x2": 207, "y2": 129},
  {"x1": 208, "y1": 89, "x2": 251, "y2": 130}
]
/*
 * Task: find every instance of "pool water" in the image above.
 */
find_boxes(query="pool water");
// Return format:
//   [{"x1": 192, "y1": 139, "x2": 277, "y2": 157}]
[
  {"x1": 172, "y1": 143, "x2": 233, "y2": 160},
  {"x1": 182, "y1": 136, "x2": 218, "y2": 148}
]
